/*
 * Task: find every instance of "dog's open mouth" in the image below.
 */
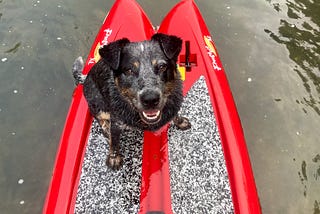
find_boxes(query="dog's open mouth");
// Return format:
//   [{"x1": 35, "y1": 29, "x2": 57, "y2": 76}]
[{"x1": 140, "y1": 110, "x2": 161, "y2": 124}]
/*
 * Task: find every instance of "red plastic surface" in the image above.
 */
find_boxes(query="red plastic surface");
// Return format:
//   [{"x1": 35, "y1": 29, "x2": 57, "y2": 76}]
[
  {"x1": 158, "y1": 1, "x2": 261, "y2": 213},
  {"x1": 43, "y1": 0, "x2": 261, "y2": 214},
  {"x1": 42, "y1": 85, "x2": 92, "y2": 213},
  {"x1": 139, "y1": 124, "x2": 172, "y2": 214},
  {"x1": 42, "y1": 0, "x2": 154, "y2": 213}
]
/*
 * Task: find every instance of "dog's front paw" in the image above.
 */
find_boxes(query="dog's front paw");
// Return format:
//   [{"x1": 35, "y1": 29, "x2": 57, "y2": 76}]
[
  {"x1": 106, "y1": 153, "x2": 123, "y2": 170},
  {"x1": 173, "y1": 116, "x2": 191, "y2": 130}
]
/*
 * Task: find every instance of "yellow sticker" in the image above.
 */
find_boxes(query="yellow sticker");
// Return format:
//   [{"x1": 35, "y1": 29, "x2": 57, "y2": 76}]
[
  {"x1": 177, "y1": 65, "x2": 186, "y2": 81},
  {"x1": 204, "y1": 36, "x2": 217, "y2": 56},
  {"x1": 93, "y1": 42, "x2": 101, "y2": 63},
  {"x1": 204, "y1": 35, "x2": 222, "y2": 71}
]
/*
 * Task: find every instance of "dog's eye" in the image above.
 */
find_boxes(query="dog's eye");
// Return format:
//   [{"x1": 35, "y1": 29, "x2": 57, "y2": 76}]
[
  {"x1": 124, "y1": 69, "x2": 133, "y2": 76},
  {"x1": 158, "y1": 64, "x2": 167, "y2": 73}
]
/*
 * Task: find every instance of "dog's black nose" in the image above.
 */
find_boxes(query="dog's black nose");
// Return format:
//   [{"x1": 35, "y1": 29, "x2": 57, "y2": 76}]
[{"x1": 140, "y1": 90, "x2": 160, "y2": 109}]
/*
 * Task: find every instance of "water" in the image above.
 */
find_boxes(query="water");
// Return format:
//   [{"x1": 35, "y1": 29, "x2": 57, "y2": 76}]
[{"x1": 0, "y1": 0, "x2": 319, "y2": 213}]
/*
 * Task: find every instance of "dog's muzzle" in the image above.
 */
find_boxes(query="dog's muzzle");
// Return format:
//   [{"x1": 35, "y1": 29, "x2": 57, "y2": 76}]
[{"x1": 139, "y1": 89, "x2": 162, "y2": 124}]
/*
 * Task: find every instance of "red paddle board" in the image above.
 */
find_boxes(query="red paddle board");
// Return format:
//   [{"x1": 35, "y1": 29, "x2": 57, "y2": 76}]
[{"x1": 43, "y1": 1, "x2": 261, "y2": 213}]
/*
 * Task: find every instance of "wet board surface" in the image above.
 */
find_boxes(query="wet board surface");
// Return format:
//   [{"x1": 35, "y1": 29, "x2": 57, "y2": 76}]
[{"x1": 75, "y1": 76, "x2": 233, "y2": 213}]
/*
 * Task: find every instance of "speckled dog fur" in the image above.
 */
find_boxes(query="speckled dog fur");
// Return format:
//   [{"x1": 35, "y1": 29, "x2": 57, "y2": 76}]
[{"x1": 83, "y1": 33, "x2": 191, "y2": 169}]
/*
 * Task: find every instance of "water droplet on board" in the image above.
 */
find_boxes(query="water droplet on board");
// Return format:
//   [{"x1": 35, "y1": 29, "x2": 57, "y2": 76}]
[
  {"x1": 18, "y1": 179, "x2": 24, "y2": 184},
  {"x1": 1, "y1": 57, "x2": 7, "y2": 62},
  {"x1": 19, "y1": 200, "x2": 25, "y2": 205}
]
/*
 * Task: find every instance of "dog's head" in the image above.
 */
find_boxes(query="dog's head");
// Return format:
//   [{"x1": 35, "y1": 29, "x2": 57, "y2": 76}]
[{"x1": 99, "y1": 33, "x2": 183, "y2": 125}]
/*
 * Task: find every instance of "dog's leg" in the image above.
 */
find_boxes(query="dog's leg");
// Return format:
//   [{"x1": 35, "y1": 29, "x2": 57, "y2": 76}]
[
  {"x1": 173, "y1": 116, "x2": 191, "y2": 130},
  {"x1": 108, "y1": 122, "x2": 122, "y2": 170},
  {"x1": 97, "y1": 112, "x2": 122, "y2": 170}
]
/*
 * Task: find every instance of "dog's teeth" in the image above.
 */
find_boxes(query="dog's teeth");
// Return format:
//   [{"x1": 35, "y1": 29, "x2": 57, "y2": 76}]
[{"x1": 142, "y1": 110, "x2": 160, "y2": 120}]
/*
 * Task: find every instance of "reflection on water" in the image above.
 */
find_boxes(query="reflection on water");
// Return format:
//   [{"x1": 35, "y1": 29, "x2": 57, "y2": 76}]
[
  {"x1": 315, "y1": 202, "x2": 320, "y2": 214},
  {"x1": 297, "y1": 159, "x2": 308, "y2": 197},
  {"x1": 263, "y1": 1, "x2": 320, "y2": 213},
  {"x1": 265, "y1": 0, "x2": 320, "y2": 115},
  {"x1": 5, "y1": 42, "x2": 21, "y2": 53},
  {"x1": 296, "y1": 154, "x2": 320, "y2": 213}
]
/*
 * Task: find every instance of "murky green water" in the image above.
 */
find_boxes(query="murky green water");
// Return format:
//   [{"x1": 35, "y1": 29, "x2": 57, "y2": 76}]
[{"x1": 0, "y1": 0, "x2": 319, "y2": 213}]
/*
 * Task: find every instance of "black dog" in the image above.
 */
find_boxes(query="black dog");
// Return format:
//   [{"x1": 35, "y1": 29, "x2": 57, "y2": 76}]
[{"x1": 83, "y1": 33, "x2": 191, "y2": 169}]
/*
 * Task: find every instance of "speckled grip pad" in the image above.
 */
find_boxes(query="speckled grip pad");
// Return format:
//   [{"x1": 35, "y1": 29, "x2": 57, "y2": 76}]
[{"x1": 75, "y1": 76, "x2": 234, "y2": 214}]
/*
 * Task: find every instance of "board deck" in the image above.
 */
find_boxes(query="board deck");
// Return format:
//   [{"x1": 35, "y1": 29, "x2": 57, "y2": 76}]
[
  {"x1": 43, "y1": 1, "x2": 261, "y2": 213},
  {"x1": 75, "y1": 76, "x2": 233, "y2": 214}
]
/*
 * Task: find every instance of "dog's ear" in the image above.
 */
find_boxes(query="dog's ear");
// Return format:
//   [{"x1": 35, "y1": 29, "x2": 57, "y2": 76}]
[
  {"x1": 151, "y1": 33, "x2": 182, "y2": 60},
  {"x1": 99, "y1": 38, "x2": 130, "y2": 70}
]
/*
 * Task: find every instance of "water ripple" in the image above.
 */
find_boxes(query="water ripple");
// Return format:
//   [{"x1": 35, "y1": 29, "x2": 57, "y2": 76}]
[
  {"x1": 5, "y1": 42, "x2": 21, "y2": 54},
  {"x1": 265, "y1": 0, "x2": 320, "y2": 115}
]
